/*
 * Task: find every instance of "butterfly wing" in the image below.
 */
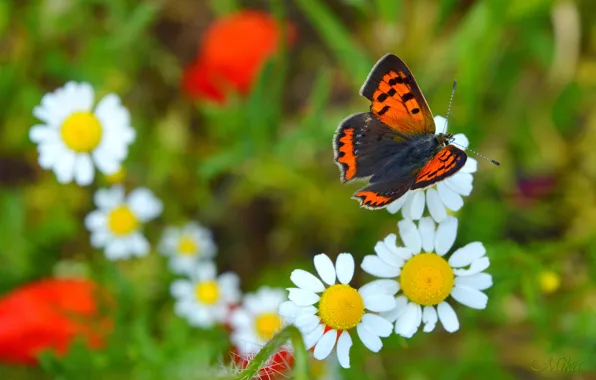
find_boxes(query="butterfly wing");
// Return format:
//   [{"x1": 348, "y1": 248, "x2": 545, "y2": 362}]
[
  {"x1": 352, "y1": 177, "x2": 415, "y2": 210},
  {"x1": 352, "y1": 145, "x2": 467, "y2": 209},
  {"x1": 334, "y1": 112, "x2": 409, "y2": 182},
  {"x1": 361, "y1": 54, "x2": 435, "y2": 136},
  {"x1": 412, "y1": 145, "x2": 467, "y2": 189}
]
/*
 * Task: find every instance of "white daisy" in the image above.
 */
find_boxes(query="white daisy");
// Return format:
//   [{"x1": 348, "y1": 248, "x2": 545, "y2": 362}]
[
  {"x1": 229, "y1": 287, "x2": 287, "y2": 355},
  {"x1": 387, "y1": 115, "x2": 477, "y2": 222},
  {"x1": 159, "y1": 222, "x2": 217, "y2": 275},
  {"x1": 278, "y1": 253, "x2": 396, "y2": 369},
  {"x1": 171, "y1": 261, "x2": 240, "y2": 328},
  {"x1": 361, "y1": 216, "x2": 492, "y2": 338},
  {"x1": 29, "y1": 82, "x2": 135, "y2": 186},
  {"x1": 85, "y1": 186, "x2": 163, "y2": 260}
]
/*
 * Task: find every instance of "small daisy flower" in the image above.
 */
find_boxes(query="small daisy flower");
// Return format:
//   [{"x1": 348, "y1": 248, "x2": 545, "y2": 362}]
[
  {"x1": 171, "y1": 261, "x2": 240, "y2": 328},
  {"x1": 278, "y1": 253, "x2": 396, "y2": 369},
  {"x1": 159, "y1": 222, "x2": 217, "y2": 275},
  {"x1": 85, "y1": 186, "x2": 163, "y2": 260},
  {"x1": 230, "y1": 287, "x2": 286, "y2": 355},
  {"x1": 29, "y1": 82, "x2": 135, "y2": 186},
  {"x1": 361, "y1": 216, "x2": 492, "y2": 337},
  {"x1": 387, "y1": 116, "x2": 477, "y2": 222}
]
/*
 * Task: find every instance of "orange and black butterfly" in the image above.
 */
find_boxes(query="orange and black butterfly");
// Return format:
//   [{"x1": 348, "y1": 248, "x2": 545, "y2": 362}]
[{"x1": 333, "y1": 54, "x2": 467, "y2": 209}]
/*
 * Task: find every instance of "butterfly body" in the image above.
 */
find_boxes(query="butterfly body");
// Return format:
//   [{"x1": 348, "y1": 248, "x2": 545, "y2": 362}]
[{"x1": 333, "y1": 54, "x2": 467, "y2": 209}]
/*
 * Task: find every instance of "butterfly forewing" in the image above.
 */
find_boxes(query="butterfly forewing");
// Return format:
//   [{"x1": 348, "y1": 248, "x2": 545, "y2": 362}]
[{"x1": 360, "y1": 54, "x2": 435, "y2": 136}]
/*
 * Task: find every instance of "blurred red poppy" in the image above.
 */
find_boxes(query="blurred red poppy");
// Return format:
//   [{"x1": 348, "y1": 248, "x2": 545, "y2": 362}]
[
  {"x1": 0, "y1": 278, "x2": 112, "y2": 365},
  {"x1": 182, "y1": 10, "x2": 296, "y2": 103},
  {"x1": 233, "y1": 347, "x2": 294, "y2": 380}
]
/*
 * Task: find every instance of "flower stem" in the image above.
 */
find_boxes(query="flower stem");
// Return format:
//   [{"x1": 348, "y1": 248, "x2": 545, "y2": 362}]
[{"x1": 235, "y1": 325, "x2": 309, "y2": 380}]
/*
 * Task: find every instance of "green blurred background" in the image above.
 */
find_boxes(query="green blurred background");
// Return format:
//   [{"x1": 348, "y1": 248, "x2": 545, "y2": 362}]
[{"x1": 1, "y1": 0, "x2": 596, "y2": 378}]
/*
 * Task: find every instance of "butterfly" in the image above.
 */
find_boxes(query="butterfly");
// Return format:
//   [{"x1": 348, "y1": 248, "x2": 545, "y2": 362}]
[{"x1": 333, "y1": 54, "x2": 468, "y2": 210}]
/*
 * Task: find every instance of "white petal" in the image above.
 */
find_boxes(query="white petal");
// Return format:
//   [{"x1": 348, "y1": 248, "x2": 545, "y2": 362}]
[
  {"x1": 336, "y1": 331, "x2": 352, "y2": 369},
  {"x1": 278, "y1": 301, "x2": 317, "y2": 320},
  {"x1": 437, "y1": 301, "x2": 459, "y2": 332},
  {"x1": 358, "y1": 279, "x2": 399, "y2": 298},
  {"x1": 461, "y1": 157, "x2": 477, "y2": 173},
  {"x1": 195, "y1": 261, "x2": 217, "y2": 280},
  {"x1": 94, "y1": 186, "x2": 124, "y2": 210},
  {"x1": 127, "y1": 187, "x2": 163, "y2": 222},
  {"x1": 449, "y1": 242, "x2": 486, "y2": 267},
  {"x1": 356, "y1": 323, "x2": 382, "y2": 352},
  {"x1": 362, "y1": 294, "x2": 396, "y2": 312},
  {"x1": 386, "y1": 193, "x2": 408, "y2": 214},
  {"x1": 422, "y1": 306, "x2": 438, "y2": 333},
  {"x1": 290, "y1": 269, "x2": 325, "y2": 293},
  {"x1": 383, "y1": 234, "x2": 412, "y2": 260},
  {"x1": 104, "y1": 239, "x2": 129, "y2": 260},
  {"x1": 454, "y1": 273, "x2": 493, "y2": 290},
  {"x1": 53, "y1": 150, "x2": 76, "y2": 183},
  {"x1": 84, "y1": 211, "x2": 106, "y2": 231},
  {"x1": 401, "y1": 192, "x2": 415, "y2": 220},
  {"x1": 229, "y1": 309, "x2": 251, "y2": 330},
  {"x1": 92, "y1": 151, "x2": 120, "y2": 174},
  {"x1": 379, "y1": 295, "x2": 408, "y2": 322},
  {"x1": 398, "y1": 219, "x2": 421, "y2": 254},
  {"x1": 408, "y1": 190, "x2": 426, "y2": 219},
  {"x1": 452, "y1": 257, "x2": 490, "y2": 276},
  {"x1": 418, "y1": 217, "x2": 435, "y2": 253},
  {"x1": 373, "y1": 241, "x2": 403, "y2": 267},
  {"x1": 395, "y1": 303, "x2": 421, "y2": 338},
  {"x1": 74, "y1": 154, "x2": 94, "y2": 186},
  {"x1": 451, "y1": 133, "x2": 469, "y2": 149},
  {"x1": 426, "y1": 188, "x2": 448, "y2": 223},
  {"x1": 437, "y1": 182, "x2": 464, "y2": 211},
  {"x1": 314, "y1": 254, "x2": 336, "y2": 286},
  {"x1": 287, "y1": 288, "x2": 319, "y2": 306},
  {"x1": 295, "y1": 314, "x2": 321, "y2": 334},
  {"x1": 335, "y1": 253, "x2": 355, "y2": 284},
  {"x1": 304, "y1": 324, "x2": 325, "y2": 350},
  {"x1": 128, "y1": 233, "x2": 149, "y2": 256},
  {"x1": 313, "y1": 329, "x2": 337, "y2": 360},
  {"x1": 170, "y1": 280, "x2": 193, "y2": 298},
  {"x1": 445, "y1": 174, "x2": 473, "y2": 196},
  {"x1": 29, "y1": 125, "x2": 54, "y2": 143},
  {"x1": 361, "y1": 313, "x2": 392, "y2": 337},
  {"x1": 451, "y1": 286, "x2": 489, "y2": 309},
  {"x1": 75, "y1": 82, "x2": 95, "y2": 111},
  {"x1": 435, "y1": 216, "x2": 458, "y2": 255},
  {"x1": 361, "y1": 255, "x2": 400, "y2": 278},
  {"x1": 90, "y1": 230, "x2": 109, "y2": 248},
  {"x1": 434, "y1": 116, "x2": 447, "y2": 133},
  {"x1": 278, "y1": 301, "x2": 298, "y2": 319}
]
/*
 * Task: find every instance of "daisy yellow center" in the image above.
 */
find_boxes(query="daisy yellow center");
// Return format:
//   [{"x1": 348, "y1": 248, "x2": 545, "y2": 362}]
[
  {"x1": 107, "y1": 206, "x2": 138, "y2": 236},
  {"x1": 60, "y1": 112, "x2": 103, "y2": 152},
  {"x1": 400, "y1": 253, "x2": 454, "y2": 306},
  {"x1": 318, "y1": 284, "x2": 364, "y2": 330},
  {"x1": 254, "y1": 312, "x2": 283, "y2": 341},
  {"x1": 177, "y1": 236, "x2": 198, "y2": 256},
  {"x1": 195, "y1": 281, "x2": 219, "y2": 304}
]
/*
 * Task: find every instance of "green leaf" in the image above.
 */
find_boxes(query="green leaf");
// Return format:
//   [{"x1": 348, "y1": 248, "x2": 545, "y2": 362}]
[{"x1": 294, "y1": 0, "x2": 372, "y2": 87}]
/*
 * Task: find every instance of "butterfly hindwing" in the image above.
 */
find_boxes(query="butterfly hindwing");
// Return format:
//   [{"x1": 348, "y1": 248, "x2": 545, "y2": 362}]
[
  {"x1": 360, "y1": 54, "x2": 435, "y2": 136},
  {"x1": 334, "y1": 112, "x2": 408, "y2": 182},
  {"x1": 412, "y1": 145, "x2": 467, "y2": 189},
  {"x1": 352, "y1": 178, "x2": 415, "y2": 210}
]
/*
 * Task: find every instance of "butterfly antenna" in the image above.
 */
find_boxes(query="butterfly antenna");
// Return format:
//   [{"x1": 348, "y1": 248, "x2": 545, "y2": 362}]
[
  {"x1": 442, "y1": 81, "x2": 457, "y2": 134},
  {"x1": 450, "y1": 141, "x2": 500, "y2": 166}
]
